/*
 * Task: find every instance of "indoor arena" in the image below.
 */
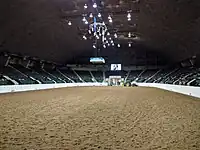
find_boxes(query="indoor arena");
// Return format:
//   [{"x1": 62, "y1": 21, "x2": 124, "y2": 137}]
[
  {"x1": 1, "y1": 0, "x2": 200, "y2": 149},
  {"x1": 1, "y1": 87, "x2": 200, "y2": 149}
]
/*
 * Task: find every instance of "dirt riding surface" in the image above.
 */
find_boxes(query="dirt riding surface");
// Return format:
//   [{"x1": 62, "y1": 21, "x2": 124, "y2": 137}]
[{"x1": 0, "y1": 87, "x2": 200, "y2": 149}]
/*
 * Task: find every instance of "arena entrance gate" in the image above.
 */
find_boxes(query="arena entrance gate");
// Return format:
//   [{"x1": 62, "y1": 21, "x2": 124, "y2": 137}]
[{"x1": 109, "y1": 76, "x2": 124, "y2": 86}]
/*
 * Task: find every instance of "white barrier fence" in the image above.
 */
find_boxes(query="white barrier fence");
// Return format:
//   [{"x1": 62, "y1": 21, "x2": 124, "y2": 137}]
[
  {"x1": 136, "y1": 83, "x2": 200, "y2": 98},
  {"x1": 0, "y1": 83, "x2": 108, "y2": 94}
]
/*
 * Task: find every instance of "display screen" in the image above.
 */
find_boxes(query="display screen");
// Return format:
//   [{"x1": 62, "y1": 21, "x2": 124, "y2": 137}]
[
  {"x1": 111, "y1": 64, "x2": 121, "y2": 71},
  {"x1": 90, "y1": 57, "x2": 105, "y2": 64}
]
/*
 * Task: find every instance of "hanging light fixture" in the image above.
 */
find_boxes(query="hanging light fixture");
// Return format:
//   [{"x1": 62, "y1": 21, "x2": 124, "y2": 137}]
[
  {"x1": 93, "y1": 3, "x2": 97, "y2": 8},
  {"x1": 82, "y1": 17, "x2": 86, "y2": 22},
  {"x1": 128, "y1": 32, "x2": 131, "y2": 37},
  {"x1": 83, "y1": 35, "x2": 87, "y2": 40},
  {"x1": 129, "y1": 43, "x2": 132, "y2": 47},
  {"x1": 89, "y1": 13, "x2": 93, "y2": 18},
  {"x1": 98, "y1": 13, "x2": 101, "y2": 18},
  {"x1": 68, "y1": 21, "x2": 72, "y2": 26},
  {"x1": 114, "y1": 33, "x2": 118, "y2": 38},
  {"x1": 85, "y1": 20, "x2": 88, "y2": 24},
  {"x1": 84, "y1": 4, "x2": 88, "y2": 9}
]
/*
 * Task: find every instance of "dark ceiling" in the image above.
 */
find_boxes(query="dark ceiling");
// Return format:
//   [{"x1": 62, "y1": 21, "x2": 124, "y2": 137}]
[{"x1": 0, "y1": 0, "x2": 200, "y2": 64}]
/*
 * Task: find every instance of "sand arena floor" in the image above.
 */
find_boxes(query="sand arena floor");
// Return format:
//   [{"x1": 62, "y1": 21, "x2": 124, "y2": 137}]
[{"x1": 0, "y1": 86, "x2": 200, "y2": 150}]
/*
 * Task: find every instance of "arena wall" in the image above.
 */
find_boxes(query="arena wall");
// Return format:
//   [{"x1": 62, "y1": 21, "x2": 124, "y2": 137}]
[
  {"x1": 0, "y1": 83, "x2": 108, "y2": 94},
  {"x1": 136, "y1": 83, "x2": 200, "y2": 98}
]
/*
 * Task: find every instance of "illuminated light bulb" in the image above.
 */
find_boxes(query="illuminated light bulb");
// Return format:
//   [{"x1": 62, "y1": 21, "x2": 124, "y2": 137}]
[
  {"x1": 128, "y1": 17, "x2": 131, "y2": 21},
  {"x1": 128, "y1": 32, "x2": 131, "y2": 37},
  {"x1": 103, "y1": 45, "x2": 106, "y2": 48},
  {"x1": 114, "y1": 33, "x2": 118, "y2": 38},
  {"x1": 85, "y1": 21, "x2": 88, "y2": 24},
  {"x1": 109, "y1": 37, "x2": 112, "y2": 40},
  {"x1": 129, "y1": 43, "x2": 132, "y2": 47},
  {"x1": 98, "y1": 13, "x2": 101, "y2": 18},
  {"x1": 108, "y1": 15, "x2": 112, "y2": 20},
  {"x1": 82, "y1": 17, "x2": 86, "y2": 22},
  {"x1": 93, "y1": 3, "x2": 97, "y2": 8},
  {"x1": 107, "y1": 32, "x2": 110, "y2": 36},
  {"x1": 112, "y1": 43, "x2": 115, "y2": 46},
  {"x1": 109, "y1": 19, "x2": 113, "y2": 23},
  {"x1": 83, "y1": 35, "x2": 87, "y2": 40},
  {"x1": 68, "y1": 21, "x2": 72, "y2": 26},
  {"x1": 117, "y1": 44, "x2": 120, "y2": 48},
  {"x1": 84, "y1": 4, "x2": 88, "y2": 9},
  {"x1": 93, "y1": 45, "x2": 96, "y2": 48},
  {"x1": 108, "y1": 43, "x2": 110, "y2": 46},
  {"x1": 111, "y1": 40, "x2": 114, "y2": 43},
  {"x1": 127, "y1": 13, "x2": 131, "y2": 18},
  {"x1": 106, "y1": 40, "x2": 109, "y2": 44},
  {"x1": 89, "y1": 13, "x2": 93, "y2": 18}
]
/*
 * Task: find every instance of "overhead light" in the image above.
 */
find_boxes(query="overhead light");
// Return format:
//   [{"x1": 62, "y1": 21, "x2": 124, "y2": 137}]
[
  {"x1": 127, "y1": 13, "x2": 131, "y2": 18},
  {"x1": 114, "y1": 33, "x2": 118, "y2": 38},
  {"x1": 68, "y1": 21, "x2": 72, "y2": 26},
  {"x1": 84, "y1": 4, "x2": 88, "y2": 9},
  {"x1": 109, "y1": 19, "x2": 113, "y2": 23},
  {"x1": 98, "y1": 13, "x2": 101, "y2": 18},
  {"x1": 83, "y1": 35, "x2": 87, "y2": 40},
  {"x1": 117, "y1": 44, "x2": 120, "y2": 48},
  {"x1": 128, "y1": 32, "x2": 131, "y2": 37},
  {"x1": 82, "y1": 17, "x2": 86, "y2": 22},
  {"x1": 106, "y1": 40, "x2": 109, "y2": 44},
  {"x1": 109, "y1": 37, "x2": 112, "y2": 40},
  {"x1": 128, "y1": 17, "x2": 131, "y2": 21},
  {"x1": 103, "y1": 45, "x2": 106, "y2": 48},
  {"x1": 129, "y1": 43, "x2": 132, "y2": 47},
  {"x1": 108, "y1": 15, "x2": 112, "y2": 20},
  {"x1": 93, "y1": 3, "x2": 97, "y2": 8},
  {"x1": 111, "y1": 40, "x2": 114, "y2": 43},
  {"x1": 112, "y1": 43, "x2": 115, "y2": 46},
  {"x1": 108, "y1": 43, "x2": 110, "y2": 46},
  {"x1": 85, "y1": 21, "x2": 88, "y2": 24},
  {"x1": 93, "y1": 45, "x2": 96, "y2": 49},
  {"x1": 107, "y1": 32, "x2": 110, "y2": 36},
  {"x1": 89, "y1": 13, "x2": 93, "y2": 18}
]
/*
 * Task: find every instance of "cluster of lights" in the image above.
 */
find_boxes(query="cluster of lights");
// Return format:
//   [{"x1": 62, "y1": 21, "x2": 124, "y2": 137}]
[{"x1": 80, "y1": 2, "x2": 135, "y2": 49}]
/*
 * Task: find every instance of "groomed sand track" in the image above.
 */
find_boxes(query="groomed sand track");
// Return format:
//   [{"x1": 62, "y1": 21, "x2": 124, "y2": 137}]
[{"x1": 0, "y1": 87, "x2": 200, "y2": 150}]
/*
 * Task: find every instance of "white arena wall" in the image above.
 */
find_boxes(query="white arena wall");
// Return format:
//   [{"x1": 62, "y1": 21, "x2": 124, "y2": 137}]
[
  {"x1": 136, "y1": 83, "x2": 200, "y2": 98},
  {"x1": 0, "y1": 82, "x2": 200, "y2": 99},
  {"x1": 0, "y1": 83, "x2": 108, "y2": 94}
]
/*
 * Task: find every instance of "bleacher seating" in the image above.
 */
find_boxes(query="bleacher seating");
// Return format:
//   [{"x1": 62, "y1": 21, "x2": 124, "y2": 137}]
[
  {"x1": 0, "y1": 66, "x2": 37, "y2": 84},
  {"x1": 136, "y1": 69, "x2": 158, "y2": 83},
  {"x1": 11, "y1": 65, "x2": 54, "y2": 84},
  {"x1": 46, "y1": 69, "x2": 73, "y2": 83},
  {"x1": 0, "y1": 75, "x2": 13, "y2": 85},
  {"x1": 91, "y1": 71, "x2": 104, "y2": 82},
  {"x1": 60, "y1": 69, "x2": 82, "y2": 83},
  {"x1": 126, "y1": 70, "x2": 141, "y2": 82},
  {"x1": 75, "y1": 70, "x2": 93, "y2": 82}
]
